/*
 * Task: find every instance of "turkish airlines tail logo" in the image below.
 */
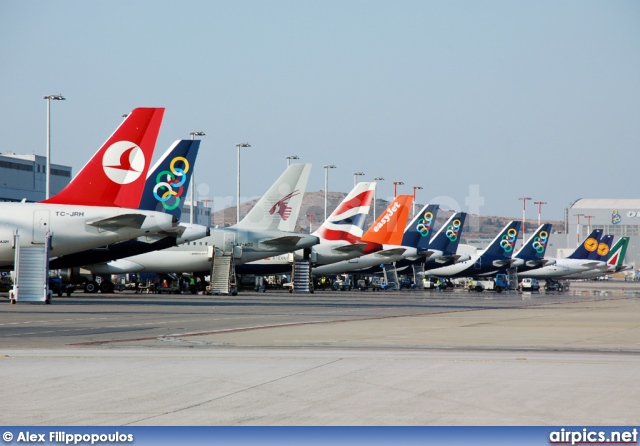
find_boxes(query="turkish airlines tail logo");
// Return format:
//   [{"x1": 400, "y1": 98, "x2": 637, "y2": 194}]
[
  {"x1": 102, "y1": 141, "x2": 145, "y2": 185},
  {"x1": 269, "y1": 190, "x2": 300, "y2": 221}
]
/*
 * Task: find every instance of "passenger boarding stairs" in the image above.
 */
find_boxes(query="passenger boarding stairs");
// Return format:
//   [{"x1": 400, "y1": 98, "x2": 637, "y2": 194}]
[
  {"x1": 209, "y1": 254, "x2": 237, "y2": 295},
  {"x1": 507, "y1": 267, "x2": 518, "y2": 291},
  {"x1": 382, "y1": 264, "x2": 400, "y2": 290},
  {"x1": 11, "y1": 231, "x2": 52, "y2": 304},
  {"x1": 412, "y1": 264, "x2": 425, "y2": 286},
  {"x1": 292, "y1": 260, "x2": 311, "y2": 293}
]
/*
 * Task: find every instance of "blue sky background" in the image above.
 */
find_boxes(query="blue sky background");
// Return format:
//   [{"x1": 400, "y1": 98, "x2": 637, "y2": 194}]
[{"x1": 1, "y1": 1, "x2": 639, "y2": 220}]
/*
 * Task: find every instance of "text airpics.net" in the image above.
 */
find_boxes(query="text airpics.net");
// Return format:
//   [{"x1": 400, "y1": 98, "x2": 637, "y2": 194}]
[{"x1": 549, "y1": 428, "x2": 638, "y2": 445}]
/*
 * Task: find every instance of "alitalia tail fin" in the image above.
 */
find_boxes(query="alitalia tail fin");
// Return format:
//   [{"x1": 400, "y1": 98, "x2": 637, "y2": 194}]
[
  {"x1": 607, "y1": 236, "x2": 630, "y2": 271},
  {"x1": 43, "y1": 107, "x2": 165, "y2": 208}
]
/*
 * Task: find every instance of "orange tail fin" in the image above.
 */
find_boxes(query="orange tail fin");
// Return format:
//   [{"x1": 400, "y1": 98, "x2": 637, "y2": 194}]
[{"x1": 360, "y1": 195, "x2": 413, "y2": 246}]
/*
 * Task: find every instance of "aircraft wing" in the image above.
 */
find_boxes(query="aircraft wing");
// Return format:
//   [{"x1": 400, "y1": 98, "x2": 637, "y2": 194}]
[
  {"x1": 87, "y1": 214, "x2": 147, "y2": 230},
  {"x1": 261, "y1": 235, "x2": 304, "y2": 246},
  {"x1": 375, "y1": 248, "x2": 407, "y2": 258},
  {"x1": 332, "y1": 243, "x2": 368, "y2": 254}
]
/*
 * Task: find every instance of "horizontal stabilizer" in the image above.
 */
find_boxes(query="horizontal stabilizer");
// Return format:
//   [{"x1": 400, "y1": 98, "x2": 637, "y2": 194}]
[
  {"x1": 261, "y1": 235, "x2": 303, "y2": 246},
  {"x1": 375, "y1": 248, "x2": 407, "y2": 257},
  {"x1": 87, "y1": 214, "x2": 147, "y2": 229},
  {"x1": 332, "y1": 243, "x2": 368, "y2": 254}
]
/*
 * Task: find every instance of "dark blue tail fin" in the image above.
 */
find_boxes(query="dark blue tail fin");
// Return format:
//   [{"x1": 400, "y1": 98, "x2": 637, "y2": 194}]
[
  {"x1": 515, "y1": 223, "x2": 553, "y2": 261},
  {"x1": 138, "y1": 139, "x2": 200, "y2": 221},
  {"x1": 401, "y1": 204, "x2": 439, "y2": 249},
  {"x1": 481, "y1": 221, "x2": 521, "y2": 260},
  {"x1": 595, "y1": 235, "x2": 613, "y2": 261},
  {"x1": 424, "y1": 212, "x2": 466, "y2": 256},
  {"x1": 567, "y1": 229, "x2": 603, "y2": 259}
]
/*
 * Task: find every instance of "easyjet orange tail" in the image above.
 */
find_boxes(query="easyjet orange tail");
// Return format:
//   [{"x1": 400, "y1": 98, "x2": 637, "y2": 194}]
[{"x1": 360, "y1": 195, "x2": 413, "y2": 245}]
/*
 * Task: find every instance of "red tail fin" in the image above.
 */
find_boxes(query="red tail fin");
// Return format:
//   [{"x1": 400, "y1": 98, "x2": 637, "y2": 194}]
[
  {"x1": 360, "y1": 195, "x2": 413, "y2": 246},
  {"x1": 42, "y1": 107, "x2": 165, "y2": 208}
]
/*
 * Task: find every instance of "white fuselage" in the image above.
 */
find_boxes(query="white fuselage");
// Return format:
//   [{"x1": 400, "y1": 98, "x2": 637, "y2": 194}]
[
  {"x1": 518, "y1": 259, "x2": 606, "y2": 279},
  {"x1": 0, "y1": 203, "x2": 176, "y2": 267},
  {"x1": 86, "y1": 228, "x2": 319, "y2": 274}
]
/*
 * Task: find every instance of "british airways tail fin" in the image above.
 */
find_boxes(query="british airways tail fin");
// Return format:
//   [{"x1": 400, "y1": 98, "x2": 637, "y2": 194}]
[
  {"x1": 43, "y1": 107, "x2": 165, "y2": 208},
  {"x1": 138, "y1": 139, "x2": 200, "y2": 221},
  {"x1": 514, "y1": 223, "x2": 553, "y2": 261},
  {"x1": 481, "y1": 221, "x2": 521, "y2": 260},
  {"x1": 401, "y1": 204, "x2": 439, "y2": 249},
  {"x1": 595, "y1": 235, "x2": 613, "y2": 262},
  {"x1": 567, "y1": 229, "x2": 603, "y2": 259},
  {"x1": 360, "y1": 195, "x2": 413, "y2": 246},
  {"x1": 314, "y1": 182, "x2": 375, "y2": 244},
  {"x1": 234, "y1": 163, "x2": 312, "y2": 232},
  {"x1": 607, "y1": 237, "x2": 630, "y2": 271},
  {"x1": 426, "y1": 212, "x2": 467, "y2": 256}
]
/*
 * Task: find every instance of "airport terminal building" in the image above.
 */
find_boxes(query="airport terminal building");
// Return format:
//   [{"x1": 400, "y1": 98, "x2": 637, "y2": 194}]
[
  {"x1": 0, "y1": 152, "x2": 71, "y2": 202},
  {"x1": 567, "y1": 199, "x2": 640, "y2": 268}
]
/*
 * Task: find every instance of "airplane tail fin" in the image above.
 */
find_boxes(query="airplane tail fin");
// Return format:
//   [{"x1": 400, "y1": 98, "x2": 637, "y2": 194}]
[
  {"x1": 360, "y1": 195, "x2": 413, "y2": 246},
  {"x1": 567, "y1": 229, "x2": 603, "y2": 259},
  {"x1": 234, "y1": 163, "x2": 312, "y2": 232},
  {"x1": 595, "y1": 235, "x2": 614, "y2": 262},
  {"x1": 401, "y1": 204, "x2": 439, "y2": 249},
  {"x1": 427, "y1": 212, "x2": 467, "y2": 255},
  {"x1": 607, "y1": 236, "x2": 630, "y2": 270},
  {"x1": 43, "y1": 107, "x2": 165, "y2": 208},
  {"x1": 481, "y1": 221, "x2": 522, "y2": 259},
  {"x1": 313, "y1": 182, "x2": 375, "y2": 244},
  {"x1": 137, "y1": 139, "x2": 200, "y2": 221},
  {"x1": 514, "y1": 223, "x2": 553, "y2": 261}
]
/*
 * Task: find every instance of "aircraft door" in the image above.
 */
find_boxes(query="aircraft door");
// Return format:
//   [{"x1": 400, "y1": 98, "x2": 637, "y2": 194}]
[
  {"x1": 223, "y1": 232, "x2": 235, "y2": 255},
  {"x1": 33, "y1": 210, "x2": 50, "y2": 244}
]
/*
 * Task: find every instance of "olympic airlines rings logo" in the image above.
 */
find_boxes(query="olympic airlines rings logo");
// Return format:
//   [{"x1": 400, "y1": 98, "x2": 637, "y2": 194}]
[
  {"x1": 532, "y1": 230, "x2": 549, "y2": 254},
  {"x1": 500, "y1": 228, "x2": 518, "y2": 252},
  {"x1": 446, "y1": 219, "x2": 462, "y2": 241},
  {"x1": 153, "y1": 156, "x2": 190, "y2": 210},
  {"x1": 416, "y1": 211, "x2": 434, "y2": 237}
]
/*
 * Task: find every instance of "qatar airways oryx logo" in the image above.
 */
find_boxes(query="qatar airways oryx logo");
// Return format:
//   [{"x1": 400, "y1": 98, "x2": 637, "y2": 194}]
[
  {"x1": 102, "y1": 141, "x2": 145, "y2": 184},
  {"x1": 268, "y1": 190, "x2": 300, "y2": 221},
  {"x1": 373, "y1": 201, "x2": 401, "y2": 232}
]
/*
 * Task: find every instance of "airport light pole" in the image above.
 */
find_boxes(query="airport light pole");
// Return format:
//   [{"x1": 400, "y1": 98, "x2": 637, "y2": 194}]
[
  {"x1": 286, "y1": 155, "x2": 299, "y2": 167},
  {"x1": 44, "y1": 94, "x2": 65, "y2": 199},
  {"x1": 393, "y1": 181, "x2": 404, "y2": 198},
  {"x1": 323, "y1": 164, "x2": 336, "y2": 221},
  {"x1": 236, "y1": 143, "x2": 251, "y2": 224},
  {"x1": 533, "y1": 201, "x2": 547, "y2": 227},
  {"x1": 353, "y1": 171, "x2": 365, "y2": 187},
  {"x1": 373, "y1": 177, "x2": 384, "y2": 221},
  {"x1": 189, "y1": 131, "x2": 205, "y2": 224},
  {"x1": 574, "y1": 213, "x2": 584, "y2": 247},
  {"x1": 518, "y1": 197, "x2": 531, "y2": 247},
  {"x1": 584, "y1": 215, "x2": 595, "y2": 234},
  {"x1": 412, "y1": 186, "x2": 423, "y2": 217}
]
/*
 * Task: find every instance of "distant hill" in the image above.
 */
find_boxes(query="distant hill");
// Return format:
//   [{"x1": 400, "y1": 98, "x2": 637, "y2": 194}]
[{"x1": 210, "y1": 190, "x2": 565, "y2": 240}]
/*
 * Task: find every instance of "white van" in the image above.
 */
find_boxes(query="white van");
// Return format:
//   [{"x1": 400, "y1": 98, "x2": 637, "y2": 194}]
[{"x1": 520, "y1": 278, "x2": 540, "y2": 291}]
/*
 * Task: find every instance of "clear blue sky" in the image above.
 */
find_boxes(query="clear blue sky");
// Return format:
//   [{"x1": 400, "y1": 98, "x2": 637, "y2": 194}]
[{"x1": 1, "y1": 0, "x2": 639, "y2": 220}]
